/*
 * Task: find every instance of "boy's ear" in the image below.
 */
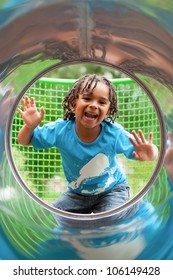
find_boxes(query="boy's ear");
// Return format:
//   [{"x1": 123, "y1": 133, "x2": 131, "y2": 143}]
[{"x1": 69, "y1": 99, "x2": 76, "y2": 112}]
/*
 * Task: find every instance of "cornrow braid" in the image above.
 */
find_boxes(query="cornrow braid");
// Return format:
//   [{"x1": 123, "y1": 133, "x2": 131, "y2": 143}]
[{"x1": 63, "y1": 74, "x2": 118, "y2": 122}]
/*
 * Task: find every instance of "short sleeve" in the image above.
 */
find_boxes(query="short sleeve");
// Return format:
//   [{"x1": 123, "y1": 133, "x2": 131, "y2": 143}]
[{"x1": 31, "y1": 120, "x2": 62, "y2": 150}]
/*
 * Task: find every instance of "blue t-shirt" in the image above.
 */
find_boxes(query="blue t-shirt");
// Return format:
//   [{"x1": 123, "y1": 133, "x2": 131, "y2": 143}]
[{"x1": 31, "y1": 119, "x2": 135, "y2": 196}]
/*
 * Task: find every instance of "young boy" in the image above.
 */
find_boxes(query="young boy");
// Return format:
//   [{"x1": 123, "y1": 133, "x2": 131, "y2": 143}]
[{"x1": 17, "y1": 74, "x2": 158, "y2": 214}]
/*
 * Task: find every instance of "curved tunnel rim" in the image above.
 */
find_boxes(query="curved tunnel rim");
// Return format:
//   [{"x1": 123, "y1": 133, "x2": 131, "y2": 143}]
[{"x1": 5, "y1": 58, "x2": 167, "y2": 222}]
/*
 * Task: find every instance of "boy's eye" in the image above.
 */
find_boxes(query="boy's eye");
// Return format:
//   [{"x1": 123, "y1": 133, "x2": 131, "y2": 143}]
[
  {"x1": 83, "y1": 97, "x2": 90, "y2": 101},
  {"x1": 99, "y1": 100, "x2": 108, "y2": 105}
]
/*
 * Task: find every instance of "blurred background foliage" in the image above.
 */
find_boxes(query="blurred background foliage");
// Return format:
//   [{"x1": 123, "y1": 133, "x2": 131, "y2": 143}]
[{"x1": 45, "y1": 63, "x2": 125, "y2": 79}]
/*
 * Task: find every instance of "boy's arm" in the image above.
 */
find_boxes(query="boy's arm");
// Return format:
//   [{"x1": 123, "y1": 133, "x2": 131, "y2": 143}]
[
  {"x1": 17, "y1": 96, "x2": 44, "y2": 146},
  {"x1": 17, "y1": 124, "x2": 35, "y2": 146}
]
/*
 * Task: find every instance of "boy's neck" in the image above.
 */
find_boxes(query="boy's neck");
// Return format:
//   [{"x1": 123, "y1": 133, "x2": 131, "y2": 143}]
[{"x1": 75, "y1": 124, "x2": 102, "y2": 143}]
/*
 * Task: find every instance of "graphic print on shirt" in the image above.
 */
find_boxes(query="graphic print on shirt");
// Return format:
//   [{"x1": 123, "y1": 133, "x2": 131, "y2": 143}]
[{"x1": 70, "y1": 153, "x2": 116, "y2": 195}]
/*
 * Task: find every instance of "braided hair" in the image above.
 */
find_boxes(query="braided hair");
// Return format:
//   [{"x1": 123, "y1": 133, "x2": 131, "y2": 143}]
[{"x1": 63, "y1": 74, "x2": 118, "y2": 122}]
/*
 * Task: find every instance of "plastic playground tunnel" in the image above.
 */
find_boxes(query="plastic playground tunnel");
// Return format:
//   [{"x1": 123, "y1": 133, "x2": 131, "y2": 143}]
[
  {"x1": 1, "y1": 76, "x2": 165, "y2": 258},
  {"x1": 1, "y1": 0, "x2": 173, "y2": 260}
]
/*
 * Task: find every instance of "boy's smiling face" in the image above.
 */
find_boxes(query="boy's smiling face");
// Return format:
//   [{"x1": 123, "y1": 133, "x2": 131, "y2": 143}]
[{"x1": 71, "y1": 81, "x2": 111, "y2": 132}]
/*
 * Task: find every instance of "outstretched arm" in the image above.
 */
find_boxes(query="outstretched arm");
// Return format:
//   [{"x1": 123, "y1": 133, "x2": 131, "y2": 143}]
[
  {"x1": 129, "y1": 129, "x2": 158, "y2": 161},
  {"x1": 163, "y1": 131, "x2": 173, "y2": 184},
  {"x1": 17, "y1": 96, "x2": 44, "y2": 146}
]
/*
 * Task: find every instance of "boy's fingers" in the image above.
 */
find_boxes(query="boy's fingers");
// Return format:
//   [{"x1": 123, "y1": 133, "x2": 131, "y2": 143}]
[
  {"x1": 17, "y1": 107, "x2": 23, "y2": 116},
  {"x1": 40, "y1": 106, "x2": 44, "y2": 119},
  {"x1": 129, "y1": 137, "x2": 137, "y2": 148},
  {"x1": 30, "y1": 97, "x2": 35, "y2": 107},
  {"x1": 138, "y1": 129, "x2": 146, "y2": 143},
  {"x1": 132, "y1": 151, "x2": 139, "y2": 160},
  {"x1": 148, "y1": 132, "x2": 153, "y2": 144},
  {"x1": 21, "y1": 98, "x2": 27, "y2": 110},
  {"x1": 131, "y1": 130, "x2": 141, "y2": 144},
  {"x1": 25, "y1": 96, "x2": 31, "y2": 108}
]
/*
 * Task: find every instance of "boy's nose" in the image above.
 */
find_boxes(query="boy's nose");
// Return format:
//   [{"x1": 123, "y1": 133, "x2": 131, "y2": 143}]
[{"x1": 89, "y1": 102, "x2": 98, "y2": 109}]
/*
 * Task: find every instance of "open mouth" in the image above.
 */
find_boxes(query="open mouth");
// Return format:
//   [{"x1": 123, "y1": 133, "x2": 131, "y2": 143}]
[{"x1": 84, "y1": 112, "x2": 98, "y2": 119}]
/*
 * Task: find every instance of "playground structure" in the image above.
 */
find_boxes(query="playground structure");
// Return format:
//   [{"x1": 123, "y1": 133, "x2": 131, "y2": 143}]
[{"x1": 0, "y1": 0, "x2": 173, "y2": 259}]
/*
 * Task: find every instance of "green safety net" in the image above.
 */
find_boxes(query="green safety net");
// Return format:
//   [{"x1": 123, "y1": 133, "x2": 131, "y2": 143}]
[{"x1": 12, "y1": 77, "x2": 160, "y2": 204}]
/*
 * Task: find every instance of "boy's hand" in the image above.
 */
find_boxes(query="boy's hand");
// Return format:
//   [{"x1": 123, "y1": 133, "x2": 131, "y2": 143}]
[
  {"x1": 17, "y1": 96, "x2": 44, "y2": 128},
  {"x1": 129, "y1": 129, "x2": 158, "y2": 161}
]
